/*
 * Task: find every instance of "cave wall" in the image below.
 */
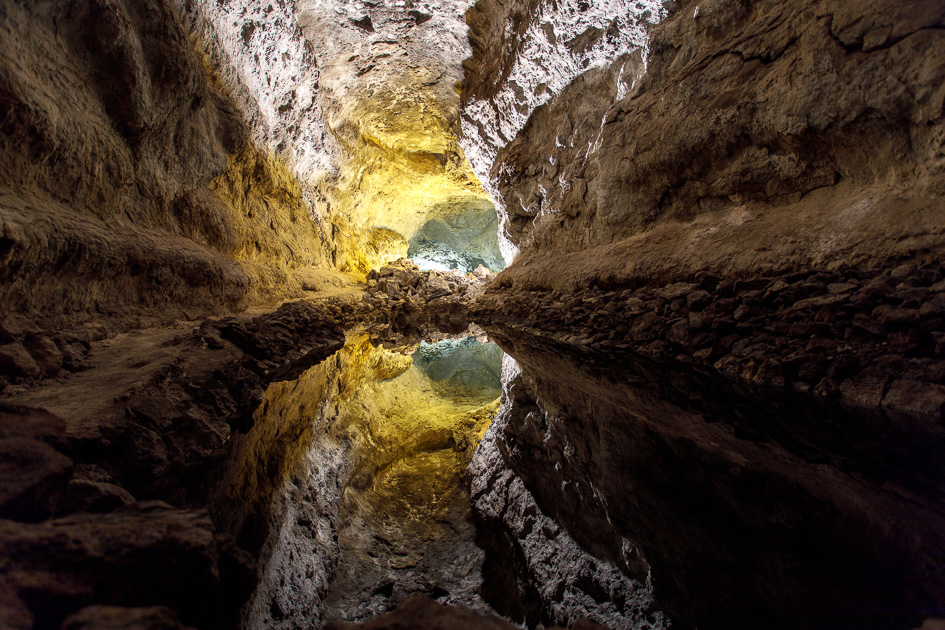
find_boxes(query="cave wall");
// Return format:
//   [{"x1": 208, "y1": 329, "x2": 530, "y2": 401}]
[
  {"x1": 0, "y1": 0, "x2": 339, "y2": 334},
  {"x1": 296, "y1": 0, "x2": 496, "y2": 273},
  {"x1": 461, "y1": 0, "x2": 945, "y2": 628},
  {"x1": 459, "y1": 0, "x2": 665, "y2": 262},
  {"x1": 465, "y1": 0, "x2": 945, "y2": 289}
]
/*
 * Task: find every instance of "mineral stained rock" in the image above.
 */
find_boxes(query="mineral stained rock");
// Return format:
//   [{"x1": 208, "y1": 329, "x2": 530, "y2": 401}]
[
  {"x1": 463, "y1": 0, "x2": 945, "y2": 628},
  {"x1": 1, "y1": 0, "x2": 944, "y2": 629}
]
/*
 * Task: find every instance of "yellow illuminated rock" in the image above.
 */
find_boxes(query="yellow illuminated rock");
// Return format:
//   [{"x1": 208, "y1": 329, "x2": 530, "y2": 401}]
[
  {"x1": 323, "y1": 82, "x2": 493, "y2": 273},
  {"x1": 216, "y1": 332, "x2": 498, "y2": 545},
  {"x1": 295, "y1": 3, "x2": 497, "y2": 275}
]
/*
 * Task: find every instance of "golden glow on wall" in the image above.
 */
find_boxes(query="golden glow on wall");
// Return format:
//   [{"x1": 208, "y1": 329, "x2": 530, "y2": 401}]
[
  {"x1": 319, "y1": 60, "x2": 493, "y2": 274},
  {"x1": 218, "y1": 333, "x2": 498, "y2": 533}
]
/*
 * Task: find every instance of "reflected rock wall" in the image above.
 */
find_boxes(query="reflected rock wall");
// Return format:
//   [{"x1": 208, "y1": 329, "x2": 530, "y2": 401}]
[{"x1": 243, "y1": 334, "x2": 502, "y2": 629}]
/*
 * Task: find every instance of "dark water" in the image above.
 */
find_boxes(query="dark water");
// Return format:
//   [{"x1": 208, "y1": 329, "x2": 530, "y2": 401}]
[
  {"x1": 481, "y1": 326, "x2": 945, "y2": 630},
  {"x1": 248, "y1": 327, "x2": 944, "y2": 630}
]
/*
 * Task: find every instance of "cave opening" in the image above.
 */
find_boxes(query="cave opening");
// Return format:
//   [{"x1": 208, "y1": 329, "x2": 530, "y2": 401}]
[{"x1": 406, "y1": 199, "x2": 506, "y2": 274}]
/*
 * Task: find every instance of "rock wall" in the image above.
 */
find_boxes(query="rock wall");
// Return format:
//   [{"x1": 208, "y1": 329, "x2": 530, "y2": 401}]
[
  {"x1": 462, "y1": 0, "x2": 945, "y2": 628},
  {"x1": 173, "y1": 0, "x2": 337, "y2": 239},
  {"x1": 467, "y1": 0, "x2": 945, "y2": 287},
  {"x1": 0, "y1": 0, "x2": 335, "y2": 334},
  {"x1": 459, "y1": 0, "x2": 665, "y2": 261}
]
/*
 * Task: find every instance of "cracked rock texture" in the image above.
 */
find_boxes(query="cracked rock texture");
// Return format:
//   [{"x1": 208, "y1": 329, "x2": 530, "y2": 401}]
[
  {"x1": 459, "y1": 0, "x2": 665, "y2": 260},
  {"x1": 468, "y1": 356, "x2": 667, "y2": 630},
  {"x1": 466, "y1": 0, "x2": 945, "y2": 283},
  {"x1": 0, "y1": 0, "x2": 338, "y2": 334},
  {"x1": 294, "y1": 0, "x2": 499, "y2": 272}
]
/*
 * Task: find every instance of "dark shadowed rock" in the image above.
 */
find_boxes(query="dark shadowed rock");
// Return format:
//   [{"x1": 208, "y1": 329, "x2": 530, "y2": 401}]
[
  {"x1": 59, "y1": 479, "x2": 135, "y2": 515},
  {"x1": 0, "y1": 437, "x2": 72, "y2": 521},
  {"x1": 323, "y1": 594, "x2": 516, "y2": 630},
  {"x1": 61, "y1": 605, "x2": 194, "y2": 630},
  {"x1": 0, "y1": 343, "x2": 41, "y2": 381},
  {"x1": 0, "y1": 502, "x2": 254, "y2": 629}
]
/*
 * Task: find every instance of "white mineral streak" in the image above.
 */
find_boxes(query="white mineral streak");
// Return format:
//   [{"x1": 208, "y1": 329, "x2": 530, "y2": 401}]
[
  {"x1": 459, "y1": 0, "x2": 665, "y2": 262},
  {"x1": 469, "y1": 354, "x2": 667, "y2": 629},
  {"x1": 173, "y1": 0, "x2": 337, "y2": 221}
]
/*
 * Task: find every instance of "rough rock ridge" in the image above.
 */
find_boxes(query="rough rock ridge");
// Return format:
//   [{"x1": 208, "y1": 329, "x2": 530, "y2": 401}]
[
  {"x1": 0, "y1": 0, "x2": 334, "y2": 334},
  {"x1": 460, "y1": 0, "x2": 665, "y2": 260},
  {"x1": 472, "y1": 0, "x2": 945, "y2": 283},
  {"x1": 462, "y1": 0, "x2": 945, "y2": 628}
]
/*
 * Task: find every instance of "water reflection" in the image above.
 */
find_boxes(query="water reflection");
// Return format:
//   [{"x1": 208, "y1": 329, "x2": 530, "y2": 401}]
[
  {"x1": 477, "y1": 327, "x2": 945, "y2": 630},
  {"x1": 242, "y1": 331, "x2": 504, "y2": 628},
  {"x1": 323, "y1": 335, "x2": 503, "y2": 622}
]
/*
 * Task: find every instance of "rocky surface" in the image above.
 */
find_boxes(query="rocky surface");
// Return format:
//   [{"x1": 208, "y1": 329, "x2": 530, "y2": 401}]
[
  {"x1": 459, "y1": 0, "x2": 664, "y2": 260},
  {"x1": 467, "y1": 0, "x2": 945, "y2": 287},
  {"x1": 174, "y1": 0, "x2": 337, "y2": 215},
  {"x1": 472, "y1": 329, "x2": 945, "y2": 630},
  {"x1": 0, "y1": 297, "x2": 356, "y2": 629},
  {"x1": 0, "y1": 0, "x2": 337, "y2": 334},
  {"x1": 0, "y1": 501, "x2": 254, "y2": 630},
  {"x1": 323, "y1": 594, "x2": 516, "y2": 630},
  {"x1": 362, "y1": 259, "x2": 496, "y2": 346},
  {"x1": 292, "y1": 0, "x2": 499, "y2": 272},
  {"x1": 476, "y1": 261, "x2": 945, "y2": 432},
  {"x1": 472, "y1": 256, "x2": 945, "y2": 627}
]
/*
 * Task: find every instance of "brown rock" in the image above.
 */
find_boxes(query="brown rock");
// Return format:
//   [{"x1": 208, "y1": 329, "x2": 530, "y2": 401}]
[
  {"x1": 0, "y1": 343, "x2": 41, "y2": 380},
  {"x1": 686, "y1": 290, "x2": 711, "y2": 311},
  {"x1": 23, "y1": 335, "x2": 62, "y2": 377},
  {"x1": 872, "y1": 305, "x2": 921, "y2": 328},
  {"x1": 59, "y1": 479, "x2": 135, "y2": 515},
  {"x1": 323, "y1": 594, "x2": 516, "y2": 630},
  {"x1": 921, "y1": 294, "x2": 945, "y2": 316},
  {"x1": 839, "y1": 371, "x2": 889, "y2": 411},
  {"x1": 0, "y1": 403, "x2": 67, "y2": 443},
  {"x1": 0, "y1": 502, "x2": 254, "y2": 629},
  {"x1": 0, "y1": 437, "x2": 72, "y2": 521},
  {"x1": 658, "y1": 283, "x2": 695, "y2": 300},
  {"x1": 882, "y1": 380, "x2": 945, "y2": 434},
  {"x1": 61, "y1": 605, "x2": 193, "y2": 630}
]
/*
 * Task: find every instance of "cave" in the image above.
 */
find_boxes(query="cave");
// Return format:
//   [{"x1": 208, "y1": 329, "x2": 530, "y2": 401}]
[{"x1": 1, "y1": 1, "x2": 944, "y2": 630}]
